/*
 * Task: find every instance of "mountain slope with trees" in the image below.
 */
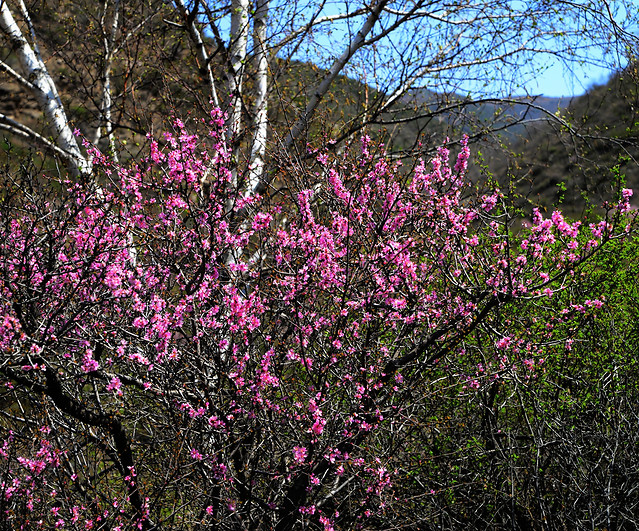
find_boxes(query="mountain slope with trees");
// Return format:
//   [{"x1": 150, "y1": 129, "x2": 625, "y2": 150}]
[{"x1": 498, "y1": 64, "x2": 639, "y2": 214}]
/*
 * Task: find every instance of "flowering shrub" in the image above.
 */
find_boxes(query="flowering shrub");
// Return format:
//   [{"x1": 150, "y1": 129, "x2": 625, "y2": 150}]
[{"x1": 0, "y1": 114, "x2": 635, "y2": 529}]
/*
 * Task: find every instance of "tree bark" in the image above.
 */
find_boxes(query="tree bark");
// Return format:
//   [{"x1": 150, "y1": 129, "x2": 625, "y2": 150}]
[{"x1": 0, "y1": 1, "x2": 89, "y2": 175}]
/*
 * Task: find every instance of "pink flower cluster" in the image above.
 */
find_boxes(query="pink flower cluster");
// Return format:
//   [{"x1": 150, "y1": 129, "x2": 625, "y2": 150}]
[{"x1": 0, "y1": 115, "x2": 634, "y2": 529}]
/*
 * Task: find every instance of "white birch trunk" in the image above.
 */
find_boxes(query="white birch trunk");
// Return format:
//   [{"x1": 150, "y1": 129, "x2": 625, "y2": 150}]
[
  {"x1": 226, "y1": 0, "x2": 249, "y2": 139},
  {"x1": 174, "y1": 0, "x2": 220, "y2": 109},
  {"x1": 221, "y1": 0, "x2": 249, "y2": 214},
  {"x1": 0, "y1": 1, "x2": 90, "y2": 175},
  {"x1": 247, "y1": 0, "x2": 269, "y2": 196},
  {"x1": 90, "y1": 0, "x2": 120, "y2": 163}
]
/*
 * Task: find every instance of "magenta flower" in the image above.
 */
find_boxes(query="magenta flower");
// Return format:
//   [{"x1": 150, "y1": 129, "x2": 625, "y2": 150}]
[
  {"x1": 293, "y1": 446, "x2": 307, "y2": 464},
  {"x1": 81, "y1": 351, "x2": 99, "y2": 373},
  {"x1": 106, "y1": 377, "x2": 123, "y2": 396}
]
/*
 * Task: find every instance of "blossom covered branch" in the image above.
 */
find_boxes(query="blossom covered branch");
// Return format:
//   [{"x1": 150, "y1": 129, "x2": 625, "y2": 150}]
[{"x1": 0, "y1": 113, "x2": 635, "y2": 529}]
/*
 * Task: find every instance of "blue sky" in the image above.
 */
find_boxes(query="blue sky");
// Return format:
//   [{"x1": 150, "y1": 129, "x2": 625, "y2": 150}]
[
  {"x1": 280, "y1": 3, "x2": 633, "y2": 102},
  {"x1": 212, "y1": 0, "x2": 636, "y2": 100},
  {"x1": 519, "y1": 58, "x2": 624, "y2": 98}
]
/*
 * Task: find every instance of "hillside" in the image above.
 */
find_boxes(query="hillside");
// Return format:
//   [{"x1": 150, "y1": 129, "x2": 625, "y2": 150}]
[{"x1": 495, "y1": 64, "x2": 639, "y2": 215}]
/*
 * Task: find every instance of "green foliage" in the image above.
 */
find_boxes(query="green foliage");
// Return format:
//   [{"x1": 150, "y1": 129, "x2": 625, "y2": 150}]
[{"x1": 387, "y1": 218, "x2": 639, "y2": 529}]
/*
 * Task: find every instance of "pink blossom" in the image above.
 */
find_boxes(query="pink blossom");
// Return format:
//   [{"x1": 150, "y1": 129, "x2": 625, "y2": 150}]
[
  {"x1": 252, "y1": 212, "x2": 273, "y2": 231},
  {"x1": 319, "y1": 514, "x2": 335, "y2": 531},
  {"x1": 495, "y1": 337, "x2": 511, "y2": 350},
  {"x1": 81, "y1": 351, "x2": 99, "y2": 373},
  {"x1": 106, "y1": 377, "x2": 123, "y2": 396},
  {"x1": 310, "y1": 417, "x2": 326, "y2": 436},
  {"x1": 0, "y1": 111, "x2": 632, "y2": 529},
  {"x1": 292, "y1": 446, "x2": 307, "y2": 464}
]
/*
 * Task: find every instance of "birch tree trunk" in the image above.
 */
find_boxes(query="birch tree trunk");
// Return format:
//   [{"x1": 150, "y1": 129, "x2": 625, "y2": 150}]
[
  {"x1": 247, "y1": 0, "x2": 269, "y2": 195},
  {"x1": 226, "y1": 0, "x2": 249, "y2": 140},
  {"x1": 90, "y1": 0, "x2": 121, "y2": 163},
  {"x1": 175, "y1": 0, "x2": 220, "y2": 109},
  {"x1": 0, "y1": 0, "x2": 89, "y2": 175}
]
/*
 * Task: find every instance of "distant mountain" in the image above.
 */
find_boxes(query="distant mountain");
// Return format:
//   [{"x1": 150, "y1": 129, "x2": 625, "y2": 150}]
[
  {"x1": 373, "y1": 87, "x2": 565, "y2": 152},
  {"x1": 410, "y1": 87, "x2": 564, "y2": 135}
]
